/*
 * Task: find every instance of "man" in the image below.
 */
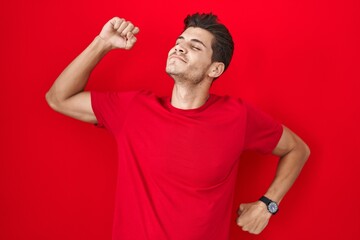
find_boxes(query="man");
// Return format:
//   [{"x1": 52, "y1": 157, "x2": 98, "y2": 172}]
[{"x1": 46, "y1": 13, "x2": 310, "y2": 239}]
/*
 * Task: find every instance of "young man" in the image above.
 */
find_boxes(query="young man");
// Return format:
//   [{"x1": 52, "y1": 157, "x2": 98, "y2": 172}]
[{"x1": 46, "y1": 13, "x2": 310, "y2": 240}]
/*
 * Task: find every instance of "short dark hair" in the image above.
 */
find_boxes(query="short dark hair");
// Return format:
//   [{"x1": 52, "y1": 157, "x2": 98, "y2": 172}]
[{"x1": 184, "y1": 13, "x2": 234, "y2": 72}]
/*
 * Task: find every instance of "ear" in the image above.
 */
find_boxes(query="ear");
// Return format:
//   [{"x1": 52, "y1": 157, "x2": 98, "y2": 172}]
[{"x1": 208, "y1": 62, "x2": 225, "y2": 78}]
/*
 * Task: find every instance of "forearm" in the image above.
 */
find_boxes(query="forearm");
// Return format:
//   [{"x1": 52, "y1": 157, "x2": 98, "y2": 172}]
[
  {"x1": 46, "y1": 36, "x2": 110, "y2": 104},
  {"x1": 265, "y1": 138, "x2": 310, "y2": 203},
  {"x1": 45, "y1": 17, "x2": 138, "y2": 122},
  {"x1": 236, "y1": 128, "x2": 310, "y2": 234}
]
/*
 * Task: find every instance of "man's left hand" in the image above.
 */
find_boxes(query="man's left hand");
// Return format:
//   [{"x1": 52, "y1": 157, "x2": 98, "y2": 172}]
[{"x1": 236, "y1": 201, "x2": 272, "y2": 234}]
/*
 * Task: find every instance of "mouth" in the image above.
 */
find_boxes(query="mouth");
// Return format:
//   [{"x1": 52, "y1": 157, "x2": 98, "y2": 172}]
[{"x1": 169, "y1": 54, "x2": 187, "y2": 63}]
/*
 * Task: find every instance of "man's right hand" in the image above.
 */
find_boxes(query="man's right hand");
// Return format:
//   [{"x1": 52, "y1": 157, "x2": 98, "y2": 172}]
[
  {"x1": 98, "y1": 17, "x2": 140, "y2": 50},
  {"x1": 46, "y1": 17, "x2": 140, "y2": 123}
]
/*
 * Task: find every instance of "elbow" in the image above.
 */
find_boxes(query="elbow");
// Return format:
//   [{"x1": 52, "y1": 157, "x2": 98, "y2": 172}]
[
  {"x1": 305, "y1": 144, "x2": 311, "y2": 159},
  {"x1": 291, "y1": 135, "x2": 311, "y2": 164},
  {"x1": 301, "y1": 141, "x2": 311, "y2": 163},
  {"x1": 45, "y1": 90, "x2": 60, "y2": 112}
]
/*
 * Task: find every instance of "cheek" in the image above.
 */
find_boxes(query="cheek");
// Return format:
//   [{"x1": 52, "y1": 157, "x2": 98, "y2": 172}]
[
  {"x1": 168, "y1": 47, "x2": 176, "y2": 56},
  {"x1": 193, "y1": 54, "x2": 212, "y2": 69},
  {"x1": 166, "y1": 49, "x2": 175, "y2": 64},
  {"x1": 196, "y1": 51, "x2": 212, "y2": 62}
]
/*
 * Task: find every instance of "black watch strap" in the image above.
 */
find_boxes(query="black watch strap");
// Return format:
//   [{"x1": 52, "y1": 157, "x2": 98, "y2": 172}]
[
  {"x1": 259, "y1": 196, "x2": 272, "y2": 205},
  {"x1": 259, "y1": 196, "x2": 279, "y2": 214}
]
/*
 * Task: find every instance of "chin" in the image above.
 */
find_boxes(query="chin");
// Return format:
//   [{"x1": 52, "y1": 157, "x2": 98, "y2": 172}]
[{"x1": 166, "y1": 65, "x2": 179, "y2": 75}]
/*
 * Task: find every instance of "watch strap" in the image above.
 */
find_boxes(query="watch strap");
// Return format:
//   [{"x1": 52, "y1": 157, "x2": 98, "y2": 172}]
[
  {"x1": 259, "y1": 196, "x2": 279, "y2": 214},
  {"x1": 259, "y1": 196, "x2": 272, "y2": 205}
]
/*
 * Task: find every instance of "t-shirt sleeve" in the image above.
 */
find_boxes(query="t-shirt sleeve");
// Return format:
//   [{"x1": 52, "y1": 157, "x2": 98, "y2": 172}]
[
  {"x1": 243, "y1": 101, "x2": 283, "y2": 154},
  {"x1": 91, "y1": 91, "x2": 139, "y2": 134}
]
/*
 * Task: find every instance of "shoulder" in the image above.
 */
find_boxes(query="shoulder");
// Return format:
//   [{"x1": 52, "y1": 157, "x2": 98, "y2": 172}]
[
  {"x1": 91, "y1": 89, "x2": 156, "y2": 101},
  {"x1": 213, "y1": 94, "x2": 269, "y2": 114},
  {"x1": 210, "y1": 94, "x2": 248, "y2": 110}
]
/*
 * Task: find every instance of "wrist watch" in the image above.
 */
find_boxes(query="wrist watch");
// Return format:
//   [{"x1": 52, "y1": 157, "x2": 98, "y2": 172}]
[{"x1": 259, "y1": 196, "x2": 279, "y2": 214}]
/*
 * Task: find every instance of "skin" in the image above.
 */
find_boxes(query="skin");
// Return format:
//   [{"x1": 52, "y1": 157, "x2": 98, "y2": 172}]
[
  {"x1": 46, "y1": 17, "x2": 310, "y2": 235},
  {"x1": 166, "y1": 27, "x2": 225, "y2": 110}
]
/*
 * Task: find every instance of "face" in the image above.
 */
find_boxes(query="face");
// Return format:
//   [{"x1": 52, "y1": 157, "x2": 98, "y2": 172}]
[{"x1": 166, "y1": 27, "x2": 215, "y2": 84}]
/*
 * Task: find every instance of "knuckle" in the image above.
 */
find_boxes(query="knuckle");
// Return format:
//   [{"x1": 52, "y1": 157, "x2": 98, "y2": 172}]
[
  {"x1": 236, "y1": 220, "x2": 243, "y2": 227},
  {"x1": 116, "y1": 18, "x2": 124, "y2": 24},
  {"x1": 236, "y1": 217, "x2": 243, "y2": 225}
]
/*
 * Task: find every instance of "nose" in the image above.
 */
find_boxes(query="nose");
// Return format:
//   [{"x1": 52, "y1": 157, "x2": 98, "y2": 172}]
[{"x1": 175, "y1": 43, "x2": 187, "y2": 54}]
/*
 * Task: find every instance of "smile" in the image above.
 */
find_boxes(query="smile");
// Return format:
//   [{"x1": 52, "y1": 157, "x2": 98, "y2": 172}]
[{"x1": 169, "y1": 54, "x2": 187, "y2": 63}]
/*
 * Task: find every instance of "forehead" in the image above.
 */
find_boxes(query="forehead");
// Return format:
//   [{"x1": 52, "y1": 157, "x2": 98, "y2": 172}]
[{"x1": 179, "y1": 27, "x2": 214, "y2": 48}]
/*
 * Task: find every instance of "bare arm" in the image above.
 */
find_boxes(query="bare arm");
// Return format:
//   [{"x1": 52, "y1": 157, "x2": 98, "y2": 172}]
[
  {"x1": 236, "y1": 125, "x2": 310, "y2": 234},
  {"x1": 265, "y1": 126, "x2": 310, "y2": 203},
  {"x1": 45, "y1": 17, "x2": 139, "y2": 123}
]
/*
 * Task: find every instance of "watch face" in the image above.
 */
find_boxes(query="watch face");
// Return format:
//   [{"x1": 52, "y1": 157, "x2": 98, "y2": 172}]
[{"x1": 268, "y1": 202, "x2": 278, "y2": 214}]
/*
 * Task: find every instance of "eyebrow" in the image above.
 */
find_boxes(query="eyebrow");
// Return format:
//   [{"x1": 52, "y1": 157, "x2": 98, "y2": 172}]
[{"x1": 177, "y1": 36, "x2": 207, "y2": 48}]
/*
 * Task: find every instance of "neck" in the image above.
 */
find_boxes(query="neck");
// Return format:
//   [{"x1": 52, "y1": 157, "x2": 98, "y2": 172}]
[{"x1": 170, "y1": 81, "x2": 211, "y2": 110}]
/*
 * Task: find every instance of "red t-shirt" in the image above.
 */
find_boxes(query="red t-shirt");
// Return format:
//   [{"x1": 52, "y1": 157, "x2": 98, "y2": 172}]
[{"x1": 91, "y1": 90, "x2": 283, "y2": 240}]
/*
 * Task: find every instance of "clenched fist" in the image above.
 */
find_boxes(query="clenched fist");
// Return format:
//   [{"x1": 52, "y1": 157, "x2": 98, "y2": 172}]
[
  {"x1": 98, "y1": 17, "x2": 140, "y2": 50},
  {"x1": 236, "y1": 201, "x2": 272, "y2": 235}
]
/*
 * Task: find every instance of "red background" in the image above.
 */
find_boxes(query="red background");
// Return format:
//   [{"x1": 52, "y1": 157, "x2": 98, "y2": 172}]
[{"x1": 1, "y1": 0, "x2": 359, "y2": 239}]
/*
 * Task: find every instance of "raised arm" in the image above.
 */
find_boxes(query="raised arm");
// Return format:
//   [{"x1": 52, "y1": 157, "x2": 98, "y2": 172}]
[
  {"x1": 45, "y1": 17, "x2": 139, "y2": 123},
  {"x1": 236, "y1": 126, "x2": 310, "y2": 234}
]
